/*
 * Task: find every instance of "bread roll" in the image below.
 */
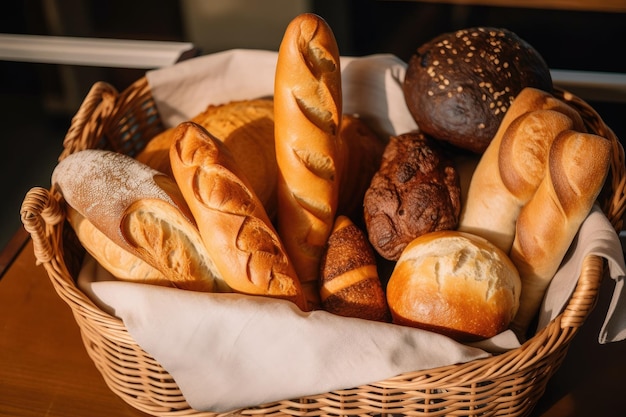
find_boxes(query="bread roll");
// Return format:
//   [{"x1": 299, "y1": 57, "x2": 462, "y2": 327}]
[
  {"x1": 387, "y1": 231, "x2": 521, "y2": 342},
  {"x1": 274, "y1": 13, "x2": 343, "y2": 310},
  {"x1": 364, "y1": 131, "x2": 461, "y2": 261},
  {"x1": 136, "y1": 99, "x2": 278, "y2": 218},
  {"x1": 66, "y1": 205, "x2": 169, "y2": 285},
  {"x1": 403, "y1": 27, "x2": 553, "y2": 153},
  {"x1": 52, "y1": 149, "x2": 226, "y2": 292},
  {"x1": 459, "y1": 109, "x2": 578, "y2": 252},
  {"x1": 169, "y1": 121, "x2": 308, "y2": 310},
  {"x1": 509, "y1": 130, "x2": 611, "y2": 338},
  {"x1": 319, "y1": 215, "x2": 389, "y2": 322}
]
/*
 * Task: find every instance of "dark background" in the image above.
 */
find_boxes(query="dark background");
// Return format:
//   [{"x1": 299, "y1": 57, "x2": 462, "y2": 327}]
[{"x1": 1, "y1": 0, "x2": 625, "y2": 252}]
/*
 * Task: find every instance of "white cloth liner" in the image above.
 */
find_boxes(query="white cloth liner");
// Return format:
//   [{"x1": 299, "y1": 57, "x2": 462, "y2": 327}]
[{"x1": 76, "y1": 49, "x2": 625, "y2": 412}]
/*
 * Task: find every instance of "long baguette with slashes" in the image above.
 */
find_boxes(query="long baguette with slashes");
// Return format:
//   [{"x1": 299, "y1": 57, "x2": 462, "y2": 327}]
[
  {"x1": 273, "y1": 13, "x2": 343, "y2": 310},
  {"x1": 169, "y1": 121, "x2": 308, "y2": 311}
]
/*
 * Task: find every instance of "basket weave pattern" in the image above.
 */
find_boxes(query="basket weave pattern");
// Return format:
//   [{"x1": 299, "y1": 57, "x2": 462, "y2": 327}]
[{"x1": 20, "y1": 76, "x2": 626, "y2": 417}]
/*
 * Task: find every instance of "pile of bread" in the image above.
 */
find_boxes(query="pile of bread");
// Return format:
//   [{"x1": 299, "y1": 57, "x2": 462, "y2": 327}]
[{"x1": 52, "y1": 14, "x2": 612, "y2": 343}]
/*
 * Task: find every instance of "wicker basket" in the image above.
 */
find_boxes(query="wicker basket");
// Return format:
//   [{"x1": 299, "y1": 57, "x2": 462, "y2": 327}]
[{"x1": 20, "y1": 74, "x2": 626, "y2": 417}]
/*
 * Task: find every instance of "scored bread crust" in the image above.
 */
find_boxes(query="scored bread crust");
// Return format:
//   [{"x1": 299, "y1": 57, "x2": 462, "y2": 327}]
[
  {"x1": 52, "y1": 149, "x2": 225, "y2": 292},
  {"x1": 274, "y1": 13, "x2": 343, "y2": 310},
  {"x1": 66, "y1": 206, "x2": 169, "y2": 285},
  {"x1": 136, "y1": 99, "x2": 278, "y2": 218},
  {"x1": 169, "y1": 121, "x2": 308, "y2": 310},
  {"x1": 509, "y1": 130, "x2": 612, "y2": 339},
  {"x1": 386, "y1": 230, "x2": 521, "y2": 342},
  {"x1": 319, "y1": 215, "x2": 390, "y2": 322},
  {"x1": 459, "y1": 88, "x2": 586, "y2": 253}
]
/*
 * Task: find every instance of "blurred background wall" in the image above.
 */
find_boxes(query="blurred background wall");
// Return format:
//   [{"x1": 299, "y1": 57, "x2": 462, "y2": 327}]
[{"x1": 1, "y1": 0, "x2": 624, "y2": 252}]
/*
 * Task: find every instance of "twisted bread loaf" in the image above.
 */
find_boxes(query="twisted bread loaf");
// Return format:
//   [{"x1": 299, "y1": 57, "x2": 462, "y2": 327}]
[
  {"x1": 509, "y1": 130, "x2": 611, "y2": 338},
  {"x1": 459, "y1": 88, "x2": 585, "y2": 253},
  {"x1": 274, "y1": 13, "x2": 343, "y2": 310},
  {"x1": 169, "y1": 121, "x2": 308, "y2": 310}
]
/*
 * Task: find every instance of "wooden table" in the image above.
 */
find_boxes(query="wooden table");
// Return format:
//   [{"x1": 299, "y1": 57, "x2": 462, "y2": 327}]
[{"x1": 1, "y1": 235, "x2": 625, "y2": 417}]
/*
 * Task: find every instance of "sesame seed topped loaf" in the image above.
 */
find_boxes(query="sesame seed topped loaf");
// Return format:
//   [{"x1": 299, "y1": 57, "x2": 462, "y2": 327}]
[{"x1": 402, "y1": 27, "x2": 553, "y2": 154}]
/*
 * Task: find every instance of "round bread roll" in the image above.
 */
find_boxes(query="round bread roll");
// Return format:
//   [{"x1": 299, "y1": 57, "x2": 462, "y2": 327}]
[
  {"x1": 387, "y1": 231, "x2": 521, "y2": 342},
  {"x1": 363, "y1": 131, "x2": 461, "y2": 261},
  {"x1": 403, "y1": 27, "x2": 553, "y2": 154}
]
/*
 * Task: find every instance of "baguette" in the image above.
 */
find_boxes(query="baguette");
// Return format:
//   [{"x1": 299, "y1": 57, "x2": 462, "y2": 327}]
[
  {"x1": 169, "y1": 121, "x2": 308, "y2": 310},
  {"x1": 274, "y1": 13, "x2": 343, "y2": 310},
  {"x1": 459, "y1": 108, "x2": 580, "y2": 253},
  {"x1": 509, "y1": 130, "x2": 611, "y2": 338},
  {"x1": 137, "y1": 99, "x2": 278, "y2": 218},
  {"x1": 319, "y1": 215, "x2": 390, "y2": 322},
  {"x1": 52, "y1": 149, "x2": 225, "y2": 292}
]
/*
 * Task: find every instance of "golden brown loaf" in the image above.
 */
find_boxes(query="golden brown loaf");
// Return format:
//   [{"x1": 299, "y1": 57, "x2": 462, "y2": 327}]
[
  {"x1": 336, "y1": 114, "x2": 386, "y2": 222},
  {"x1": 459, "y1": 109, "x2": 578, "y2": 253},
  {"x1": 136, "y1": 98, "x2": 278, "y2": 218},
  {"x1": 52, "y1": 149, "x2": 226, "y2": 292},
  {"x1": 274, "y1": 13, "x2": 343, "y2": 310},
  {"x1": 364, "y1": 131, "x2": 461, "y2": 261},
  {"x1": 386, "y1": 231, "x2": 521, "y2": 342},
  {"x1": 403, "y1": 27, "x2": 553, "y2": 153},
  {"x1": 509, "y1": 130, "x2": 611, "y2": 338},
  {"x1": 169, "y1": 121, "x2": 308, "y2": 310},
  {"x1": 319, "y1": 215, "x2": 390, "y2": 322},
  {"x1": 66, "y1": 206, "x2": 169, "y2": 285}
]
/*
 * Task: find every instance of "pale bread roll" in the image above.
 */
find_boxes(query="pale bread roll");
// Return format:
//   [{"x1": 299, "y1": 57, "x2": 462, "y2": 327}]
[
  {"x1": 136, "y1": 99, "x2": 278, "y2": 218},
  {"x1": 52, "y1": 149, "x2": 226, "y2": 292},
  {"x1": 459, "y1": 109, "x2": 579, "y2": 253},
  {"x1": 386, "y1": 230, "x2": 521, "y2": 342},
  {"x1": 274, "y1": 13, "x2": 343, "y2": 310},
  {"x1": 509, "y1": 130, "x2": 612, "y2": 339},
  {"x1": 66, "y1": 206, "x2": 168, "y2": 285},
  {"x1": 169, "y1": 121, "x2": 308, "y2": 310},
  {"x1": 319, "y1": 215, "x2": 390, "y2": 322}
]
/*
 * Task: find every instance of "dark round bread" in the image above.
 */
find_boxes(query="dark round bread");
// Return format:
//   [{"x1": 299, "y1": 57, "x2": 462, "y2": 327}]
[
  {"x1": 403, "y1": 27, "x2": 553, "y2": 154},
  {"x1": 363, "y1": 131, "x2": 461, "y2": 261}
]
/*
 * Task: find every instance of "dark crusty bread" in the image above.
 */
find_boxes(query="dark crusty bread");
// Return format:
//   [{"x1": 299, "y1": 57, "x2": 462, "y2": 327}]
[
  {"x1": 403, "y1": 27, "x2": 553, "y2": 154},
  {"x1": 363, "y1": 131, "x2": 461, "y2": 261}
]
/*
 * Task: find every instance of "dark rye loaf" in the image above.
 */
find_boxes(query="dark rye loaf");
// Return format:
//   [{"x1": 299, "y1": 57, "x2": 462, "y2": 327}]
[{"x1": 403, "y1": 27, "x2": 553, "y2": 154}]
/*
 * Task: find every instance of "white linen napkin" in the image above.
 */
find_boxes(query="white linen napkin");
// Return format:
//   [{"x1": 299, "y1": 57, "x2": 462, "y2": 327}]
[
  {"x1": 146, "y1": 49, "x2": 418, "y2": 139},
  {"x1": 78, "y1": 260, "x2": 490, "y2": 412}
]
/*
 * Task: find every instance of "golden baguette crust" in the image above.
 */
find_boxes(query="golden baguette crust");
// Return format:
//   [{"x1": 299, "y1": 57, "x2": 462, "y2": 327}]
[
  {"x1": 136, "y1": 99, "x2": 278, "y2": 218},
  {"x1": 52, "y1": 149, "x2": 224, "y2": 292},
  {"x1": 274, "y1": 13, "x2": 343, "y2": 310},
  {"x1": 66, "y1": 206, "x2": 169, "y2": 285},
  {"x1": 319, "y1": 215, "x2": 390, "y2": 322},
  {"x1": 509, "y1": 130, "x2": 611, "y2": 338},
  {"x1": 387, "y1": 231, "x2": 521, "y2": 342},
  {"x1": 169, "y1": 121, "x2": 308, "y2": 310},
  {"x1": 459, "y1": 87, "x2": 585, "y2": 253}
]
